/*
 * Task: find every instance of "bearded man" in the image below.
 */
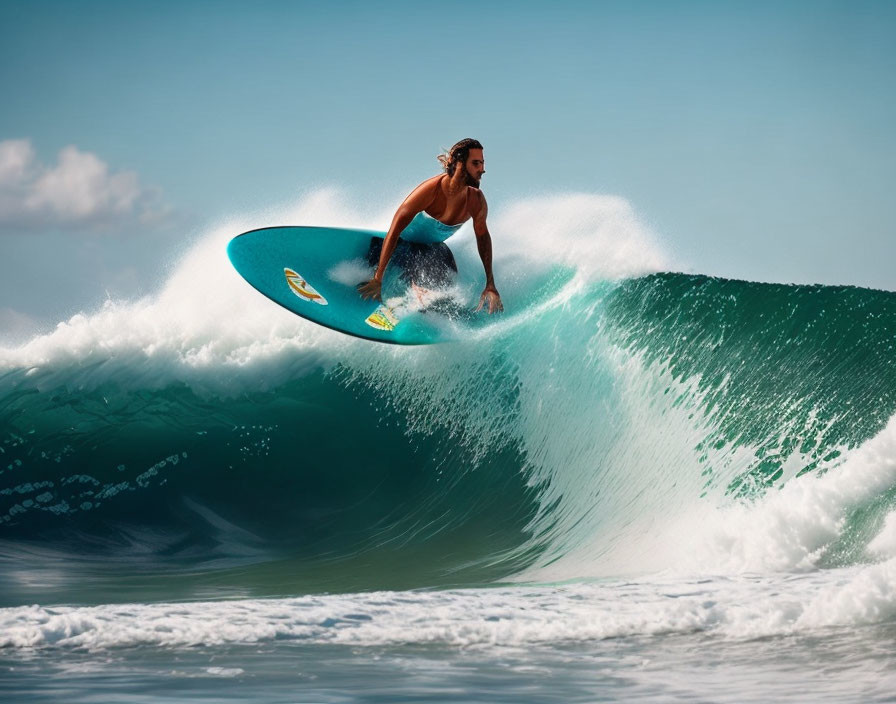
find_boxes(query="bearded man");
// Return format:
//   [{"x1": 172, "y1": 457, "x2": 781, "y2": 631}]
[{"x1": 357, "y1": 138, "x2": 503, "y2": 313}]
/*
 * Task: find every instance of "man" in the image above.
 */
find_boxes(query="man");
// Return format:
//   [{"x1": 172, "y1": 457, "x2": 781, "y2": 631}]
[{"x1": 357, "y1": 138, "x2": 503, "y2": 313}]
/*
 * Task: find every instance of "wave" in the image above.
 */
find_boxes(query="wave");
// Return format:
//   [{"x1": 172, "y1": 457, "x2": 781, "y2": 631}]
[{"x1": 1, "y1": 190, "x2": 895, "y2": 606}]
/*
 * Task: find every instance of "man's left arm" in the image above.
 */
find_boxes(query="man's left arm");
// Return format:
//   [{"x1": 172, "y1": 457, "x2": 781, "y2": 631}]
[{"x1": 472, "y1": 191, "x2": 503, "y2": 314}]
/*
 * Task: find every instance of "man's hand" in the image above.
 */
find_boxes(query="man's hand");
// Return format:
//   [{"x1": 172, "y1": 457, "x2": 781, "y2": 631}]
[
  {"x1": 357, "y1": 278, "x2": 382, "y2": 302},
  {"x1": 475, "y1": 284, "x2": 503, "y2": 314}
]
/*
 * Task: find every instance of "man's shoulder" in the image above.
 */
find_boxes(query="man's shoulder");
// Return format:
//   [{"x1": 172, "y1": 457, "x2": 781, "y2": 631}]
[
  {"x1": 406, "y1": 176, "x2": 443, "y2": 205},
  {"x1": 420, "y1": 174, "x2": 444, "y2": 190},
  {"x1": 467, "y1": 186, "x2": 486, "y2": 213}
]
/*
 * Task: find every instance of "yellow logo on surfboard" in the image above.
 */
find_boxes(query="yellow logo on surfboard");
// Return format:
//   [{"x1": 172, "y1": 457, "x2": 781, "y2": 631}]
[
  {"x1": 284, "y1": 268, "x2": 328, "y2": 305},
  {"x1": 365, "y1": 305, "x2": 399, "y2": 331}
]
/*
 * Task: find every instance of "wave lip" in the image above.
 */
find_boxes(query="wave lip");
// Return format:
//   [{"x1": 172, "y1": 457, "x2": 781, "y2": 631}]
[{"x1": 0, "y1": 189, "x2": 667, "y2": 378}]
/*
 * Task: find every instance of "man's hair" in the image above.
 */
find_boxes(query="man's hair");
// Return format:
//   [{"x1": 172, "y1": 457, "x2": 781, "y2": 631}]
[{"x1": 437, "y1": 138, "x2": 483, "y2": 176}]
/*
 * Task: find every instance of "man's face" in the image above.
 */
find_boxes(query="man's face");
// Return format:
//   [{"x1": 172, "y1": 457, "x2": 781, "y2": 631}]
[{"x1": 463, "y1": 149, "x2": 485, "y2": 187}]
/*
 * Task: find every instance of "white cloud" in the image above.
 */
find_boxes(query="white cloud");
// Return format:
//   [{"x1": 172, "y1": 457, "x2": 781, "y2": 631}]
[
  {"x1": 0, "y1": 139, "x2": 35, "y2": 186},
  {"x1": 0, "y1": 139, "x2": 168, "y2": 231}
]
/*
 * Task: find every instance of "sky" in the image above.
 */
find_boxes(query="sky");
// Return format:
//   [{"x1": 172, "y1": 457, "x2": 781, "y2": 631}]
[{"x1": 1, "y1": 0, "x2": 894, "y2": 335}]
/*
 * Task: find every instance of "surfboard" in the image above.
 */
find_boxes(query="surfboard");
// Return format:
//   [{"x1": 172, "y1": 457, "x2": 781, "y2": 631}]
[{"x1": 227, "y1": 226, "x2": 474, "y2": 344}]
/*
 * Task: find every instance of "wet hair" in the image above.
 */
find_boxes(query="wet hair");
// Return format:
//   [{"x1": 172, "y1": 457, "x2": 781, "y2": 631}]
[{"x1": 437, "y1": 138, "x2": 483, "y2": 176}]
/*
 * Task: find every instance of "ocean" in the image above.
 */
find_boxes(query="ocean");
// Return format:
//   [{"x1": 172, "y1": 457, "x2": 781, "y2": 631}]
[{"x1": 1, "y1": 193, "x2": 894, "y2": 702}]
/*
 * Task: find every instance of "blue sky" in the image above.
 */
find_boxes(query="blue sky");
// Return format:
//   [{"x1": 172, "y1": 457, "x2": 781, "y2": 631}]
[{"x1": 1, "y1": 0, "x2": 894, "y2": 333}]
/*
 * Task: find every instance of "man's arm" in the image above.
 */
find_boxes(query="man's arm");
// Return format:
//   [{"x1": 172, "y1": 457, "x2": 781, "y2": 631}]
[
  {"x1": 358, "y1": 179, "x2": 438, "y2": 301},
  {"x1": 472, "y1": 191, "x2": 503, "y2": 314}
]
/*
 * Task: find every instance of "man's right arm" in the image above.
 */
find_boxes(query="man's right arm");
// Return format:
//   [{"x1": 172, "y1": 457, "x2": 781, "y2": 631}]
[{"x1": 358, "y1": 179, "x2": 438, "y2": 301}]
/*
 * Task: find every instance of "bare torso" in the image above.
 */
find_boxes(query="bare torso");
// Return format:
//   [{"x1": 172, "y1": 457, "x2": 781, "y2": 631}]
[{"x1": 420, "y1": 175, "x2": 476, "y2": 226}]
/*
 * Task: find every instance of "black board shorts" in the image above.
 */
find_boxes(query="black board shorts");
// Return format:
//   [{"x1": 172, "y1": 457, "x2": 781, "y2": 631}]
[{"x1": 366, "y1": 237, "x2": 458, "y2": 288}]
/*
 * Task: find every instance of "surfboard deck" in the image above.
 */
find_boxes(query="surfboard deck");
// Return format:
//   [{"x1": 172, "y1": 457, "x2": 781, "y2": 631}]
[{"x1": 227, "y1": 226, "x2": 478, "y2": 344}]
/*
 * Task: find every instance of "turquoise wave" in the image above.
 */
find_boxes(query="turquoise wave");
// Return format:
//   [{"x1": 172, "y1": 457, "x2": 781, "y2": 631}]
[
  {"x1": 1, "y1": 272, "x2": 894, "y2": 605},
  {"x1": 605, "y1": 274, "x2": 896, "y2": 496}
]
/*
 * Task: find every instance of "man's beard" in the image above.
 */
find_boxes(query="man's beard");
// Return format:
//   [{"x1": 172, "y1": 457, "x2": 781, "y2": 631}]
[{"x1": 465, "y1": 173, "x2": 480, "y2": 187}]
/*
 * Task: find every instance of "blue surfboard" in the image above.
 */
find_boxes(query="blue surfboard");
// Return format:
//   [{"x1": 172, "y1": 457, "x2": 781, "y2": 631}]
[{"x1": 227, "y1": 226, "x2": 476, "y2": 344}]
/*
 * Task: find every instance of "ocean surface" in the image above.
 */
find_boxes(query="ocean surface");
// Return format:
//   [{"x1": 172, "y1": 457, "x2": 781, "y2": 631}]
[{"x1": 1, "y1": 193, "x2": 895, "y2": 702}]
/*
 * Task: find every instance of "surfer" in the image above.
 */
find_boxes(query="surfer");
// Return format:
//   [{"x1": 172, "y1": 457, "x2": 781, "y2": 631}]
[{"x1": 357, "y1": 138, "x2": 503, "y2": 313}]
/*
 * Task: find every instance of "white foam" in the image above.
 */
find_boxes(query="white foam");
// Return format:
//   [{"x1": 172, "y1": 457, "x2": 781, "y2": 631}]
[
  {"x1": 869, "y1": 512, "x2": 896, "y2": 559},
  {"x1": 796, "y1": 558, "x2": 896, "y2": 630},
  {"x1": 205, "y1": 666, "x2": 245, "y2": 677},
  {"x1": 674, "y1": 415, "x2": 896, "y2": 574},
  {"x1": 327, "y1": 258, "x2": 373, "y2": 286},
  {"x1": 2, "y1": 564, "x2": 893, "y2": 651},
  {"x1": 489, "y1": 192, "x2": 670, "y2": 282},
  {"x1": 0, "y1": 189, "x2": 668, "y2": 393},
  {"x1": 0, "y1": 189, "x2": 386, "y2": 391}
]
